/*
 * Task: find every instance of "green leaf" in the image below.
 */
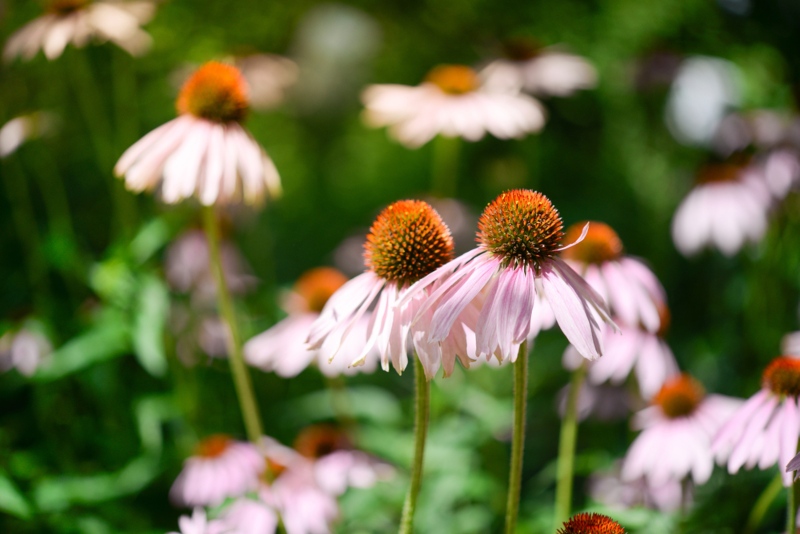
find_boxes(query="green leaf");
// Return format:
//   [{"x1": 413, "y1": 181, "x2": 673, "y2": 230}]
[
  {"x1": 0, "y1": 471, "x2": 32, "y2": 519},
  {"x1": 32, "y1": 313, "x2": 130, "y2": 382},
  {"x1": 132, "y1": 275, "x2": 169, "y2": 378},
  {"x1": 33, "y1": 455, "x2": 160, "y2": 513},
  {"x1": 129, "y1": 217, "x2": 172, "y2": 264}
]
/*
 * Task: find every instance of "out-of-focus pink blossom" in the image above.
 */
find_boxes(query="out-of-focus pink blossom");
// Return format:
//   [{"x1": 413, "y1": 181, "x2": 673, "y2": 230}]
[
  {"x1": 4, "y1": 0, "x2": 156, "y2": 61},
  {"x1": 361, "y1": 64, "x2": 545, "y2": 148}
]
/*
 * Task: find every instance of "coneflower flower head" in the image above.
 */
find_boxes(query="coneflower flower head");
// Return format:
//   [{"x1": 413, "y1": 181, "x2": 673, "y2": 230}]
[
  {"x1": 624, "y1": 374, "x2": 741, "y2": 485},
  {"x1": 561, "y1": 222, "x2": 622, "y2": 265},
  {"x1": 308, "y1": 200, "x2": 473, "y2": 378},
  {"x1": 403, "y1": 189, "x2": 614, "y2": 361},
  {"x1": 557, "y1": 512, "x2": 626, "y2": 534},
  {"x1": 245, "y1": 267, "x2": 379, "y2": 377},
  {"x1": 714, "y1": 356, "x2": 800, "y2": 485},
  {"x1": 361, "y1": 64, "x2": 545, "y2": 148},
  {"x1": 115, "y1": 61, "x2": 280, "y2": 206}
]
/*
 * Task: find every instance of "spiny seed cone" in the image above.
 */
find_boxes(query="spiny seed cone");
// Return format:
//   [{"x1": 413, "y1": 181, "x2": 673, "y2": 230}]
[
  {"x1": 477, "y1": 189, "x2": 563, "y2": 270},
  {"x1": 654, "y1": 374, "x2": 705, "y2": 419},
  {"x1": 364, "y1": 200, "x2": 454, "y2": 286},
  {"x1": 49, "y1": 0, "x2": 88, "y2": 14},
  {"x1": 177, "y1": 61, "x2": 249, "y2": 123},
  {"x1": 425, "y1": 65, "x2": 479, "y2": 95},
  {"x1": 557, "y1": 512, "x2": 626, "y2": 534},
  {"x1": 560, "y1": 221, "x2": 623, "y2": 265},
  {"x1": 762, "y1": 357, "x2": 800, "y2": 397}
]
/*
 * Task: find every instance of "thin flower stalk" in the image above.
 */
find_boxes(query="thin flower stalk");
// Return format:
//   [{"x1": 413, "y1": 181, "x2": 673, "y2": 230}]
[
  {"x1": 554, "y1": 360, "x2": 588, "y2": 528},
  {"x1": 202, "y1": 206, "x2": 264, "y2": 445},
  {"x1": 505, "y1": 340, "x2": 528, "y2": 534},
  {"x1": 399, "y1": 357, "x2": 431, "y2": 534}
]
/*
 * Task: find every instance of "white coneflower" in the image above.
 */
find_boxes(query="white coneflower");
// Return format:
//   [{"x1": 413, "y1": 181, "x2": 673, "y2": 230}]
[
  {"x1": 115, "y1": 61, "x2": 280, "y2": 206},
  {"x1": 361, "y1": 64, "x2": 545, "y2": 148},
  {"x1": 4, "y1": 0, "x2": 156, "y2": 62}
]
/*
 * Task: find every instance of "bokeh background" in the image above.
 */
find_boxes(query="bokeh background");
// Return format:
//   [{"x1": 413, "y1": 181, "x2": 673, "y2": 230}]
[{"x1": 2, "y1": 0, "x2": 800, "y2": 532}]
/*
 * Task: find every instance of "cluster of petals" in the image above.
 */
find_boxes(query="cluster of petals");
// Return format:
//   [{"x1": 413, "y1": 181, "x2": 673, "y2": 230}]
[
  {"x1": 671, "y1": 163, "x2": 771, "y2": 257},
  {"x1": 361, "y1": 72, "x2": 545, "y2": 148},
  {"x1": 622, "y1": 390, "x2": 741, "y2": 485},
  {"x1": 479, "y1": 48, "x2": 598, "y2": 97},
  {"x1": 0, "y1": 328, "x2": 52, "y2": 377},
  {"x1": 307, "y1": 271, "x2": 477, "y2": 378},
  {"x1": 170, "y1": 437, "x2": 265, "y2": 508},
  {"x1": 713, "y1": 388, "x2": 800, "y2": 486},
  {"x1": 245, "y1": 269, "x2": 379, "y2": 378},
  {"x1": 169, "y1": 509, "x2": 239, "y2": 534},
  {"x1": 115, "y1": 113, "x2": 280, "y2": 206},
  {"x1": 589, "y1": 462, "x2": 686, "y2": 512},
  {"x1": 402, "y1": 244, "x2": 614, "y2": 362},
  {"x1": 4, "y1": 0, "x2": 156, "y2": 62},
  {"x1": 564, "y1": 323, "x2": 679, "y2": 399},
  {"x1": 166, "y1": 229, "x2": 256, "y2": 301}
]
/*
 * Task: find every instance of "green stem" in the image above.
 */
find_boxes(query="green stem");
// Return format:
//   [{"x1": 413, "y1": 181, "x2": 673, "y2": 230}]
[
  {"x1": 744, "y1": 474, "x2": 782, "y2": 534},
  {"x1": 504, "y1": 340, "x2": 529, "y2": 534},
  {"x1": 431, "y1": 135, "x2": 460, "y2": 198},
  {"x1": 553, "y1": 361, "x2": 588, "y2": 529},
  {"x1": 66, "y1": 49, "x2": 136, "y2": 236},
  {"x1": 399, "y1": 357, "x2": 430, "y2": 534},
  {"x1": 202, "y1": 207, "x2": 264, "y2": 445},
  {"x1": 790, "y1": 476, "x2": 799, "y2": 534}
]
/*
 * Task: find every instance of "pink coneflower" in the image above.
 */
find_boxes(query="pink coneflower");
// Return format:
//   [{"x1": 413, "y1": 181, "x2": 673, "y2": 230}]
[
  {"x1": 672, "y1": 158, "x2": 772, "y2": 257},
  {"x1": 217, "y1": 498, "x2": 278, "y2": 534},
  {"x1": 622, "y1": 374, "x2": 741, "y2": 485},
  {"x1": 563, "y1": 318, "x2": 679, "y2": 399},
  {"x1": 4, "y1": 0, "x2": 155, "y2": 62},
  {"x1": 169, "y1": 508, "x2": 238, "y2": 534},
  {"x1": 170, "y1": 435, "x2": 265, "y2": 507},
  {"x1": 480, "y1": 38, "x2": 597, "y2": 97},
  {"x1": 361, "y1": 64, "x2": 545, "y2": 148},
  {"x1": 588, "y1": 462, "x2": 686, "y2": 512},
  {"x1": 0, "y1": 328, "x2": 52, "y2": 377},
  {"x1": 713, "y1": 357, "x2": 800, "y2": 486},
  {"x1": 166, "y1": 229, "x2": 256, "y2": 302},
  {"x1": 254, "y1": 429, "x2": 391, "y2": 534},
  {"x1": 560, "y1": 222, "x2": 666, "y2": 333},
  {"x1": 307, "y1": 200, "x2": 477, "y2": 378},
  {"x1": 115, "y1": 61, "x2": 280, "y2": 206},
  {"x1": 291, "y1": 425, "x2": 393, "y2": 496},
  {"x1": 402, "y1": 190, "x2": 614, "y2": 362},
  {"x1": 557, "y1": 512, "x2": 626, "y2": 534},
  {"x1": 245, "y1": 267, "x2": 378, "y2": 377}
]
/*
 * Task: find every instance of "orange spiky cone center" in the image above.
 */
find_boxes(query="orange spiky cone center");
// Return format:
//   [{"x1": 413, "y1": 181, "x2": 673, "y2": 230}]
[
  {"x1": 364, "y1": 200, "x2": 454, "y2": 287},
  {"x1": 557, "y1": 512, "x2": 627, "y2": 534},
  {"x1": 653, "y1": 374, "x2": 705, "y2": 419},
  {"x1": 425, "y1": 65, "x2": 479, "y2": 95},
  {"x1": 477, "y1": 189, "x2": 564, "y2": 270},
  {"x1": 194, "y1": 434, "x2": 233, "y2": 458},
  {"x1": 177, "y1": 62, "x2": 249, "y2": 123},
  {"x1": 696, "y1": 156, "x2": 750, "y2": 185},
  {"x1": 293, "y1": 425, "x2": 350, "y2": 459},
  {"x1": 561, "y1": 221, "x2": 623, "y2": 265},
  {"x1": 763, "y1": 357, "x2": 800, "y2": 397},
  {"x1": 293, "y1": 267, "x2": 348, "y2": 313}
]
